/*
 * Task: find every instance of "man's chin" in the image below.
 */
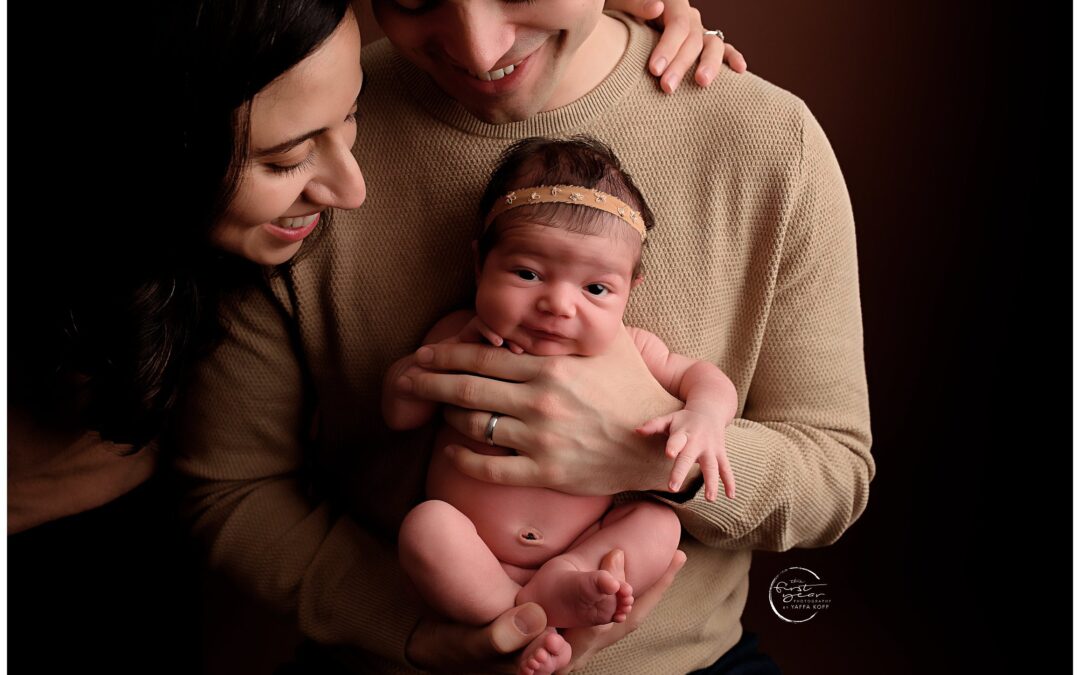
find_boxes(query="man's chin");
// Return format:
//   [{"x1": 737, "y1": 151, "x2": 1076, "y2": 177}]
[{"x1": 463, "y1": 102, "x2": 537, "y2": 125}]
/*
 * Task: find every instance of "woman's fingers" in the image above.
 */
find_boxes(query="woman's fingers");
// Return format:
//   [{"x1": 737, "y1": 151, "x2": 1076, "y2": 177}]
[{"x1": 660, "y1": 10, "x2": 704, "y2": 93}]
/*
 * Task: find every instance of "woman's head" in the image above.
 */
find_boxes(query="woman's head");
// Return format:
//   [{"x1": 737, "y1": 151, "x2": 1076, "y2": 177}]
[
  {"x1": 12, "y1": 0, "x2": 366, "y2": 444},
  {"x1": 186, "y1": 0, "x2": 366, "y2": 265}
]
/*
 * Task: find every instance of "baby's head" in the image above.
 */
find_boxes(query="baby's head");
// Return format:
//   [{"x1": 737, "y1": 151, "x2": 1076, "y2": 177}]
[{"x1": 474, "y1": 136, "x2": 655, "y2": 357}]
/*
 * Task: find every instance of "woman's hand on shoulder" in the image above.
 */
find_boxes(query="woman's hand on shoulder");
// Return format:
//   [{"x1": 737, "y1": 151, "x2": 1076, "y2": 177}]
[{"x1": 605, "y1": 0, "x2": 748, "y2": 91}]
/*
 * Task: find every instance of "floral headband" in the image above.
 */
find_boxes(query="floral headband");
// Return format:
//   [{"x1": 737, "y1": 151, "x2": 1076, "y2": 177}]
[{"x1": 482, "y1": 184, "x2": 647, "y2": 242}]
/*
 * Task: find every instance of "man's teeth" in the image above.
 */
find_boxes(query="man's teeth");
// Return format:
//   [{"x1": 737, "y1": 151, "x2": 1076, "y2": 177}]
[
  {"x1": 274, "y1": 213, "x2": 319, "y2": 229},
  {"x1": 469, "y1": 62, "x2": 520, "y2": 82}
]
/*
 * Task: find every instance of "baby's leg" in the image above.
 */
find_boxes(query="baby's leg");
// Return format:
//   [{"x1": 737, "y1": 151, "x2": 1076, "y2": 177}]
[
  {"x1": 399, "y1": 499, "x2": 521, "y2": 625},
  {"x1": 516, "y1": 501, "x2": 681, "y2": 627}
]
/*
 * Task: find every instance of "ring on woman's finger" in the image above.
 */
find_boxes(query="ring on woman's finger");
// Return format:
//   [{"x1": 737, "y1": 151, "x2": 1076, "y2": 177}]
[
  {"x1": 485, "y1": 413, "x2": 501, "y2": 446},
  {"x1": 704, "y1": 29, "x2": 725, "y2": 40}
]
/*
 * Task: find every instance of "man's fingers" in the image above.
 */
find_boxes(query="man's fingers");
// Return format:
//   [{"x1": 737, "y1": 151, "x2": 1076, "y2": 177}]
[
  {"x1": 442, "y1": 407, "x2": 529, "y2": 449},
  {"x1": 485, "y1": 603, "x2": 548, "y2": 654},
  {"x1": 415, "y1": 342, "x2": 543, "y2": 381},
  {"x1": 402, "y1": 370, "x2": 525, "y2": 413},
  {"x1": 446, "y1": 444, "x2": 542, "y2": 486}
]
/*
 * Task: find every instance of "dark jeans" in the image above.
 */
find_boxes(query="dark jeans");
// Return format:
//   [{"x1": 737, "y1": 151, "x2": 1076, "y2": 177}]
[{"x1": 688, "y1": 631, "x2": 782, "y2": 675}]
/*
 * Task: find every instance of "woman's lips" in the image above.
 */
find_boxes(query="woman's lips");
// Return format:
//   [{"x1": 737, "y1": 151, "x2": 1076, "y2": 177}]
[{"x1": 262, "y1": 211, "x2": 321, "y2": 243}]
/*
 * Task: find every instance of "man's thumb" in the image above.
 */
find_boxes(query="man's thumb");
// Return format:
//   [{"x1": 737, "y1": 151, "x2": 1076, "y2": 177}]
[{"x1": 489, "y1": 602, "x2": 547, "y2": 654}]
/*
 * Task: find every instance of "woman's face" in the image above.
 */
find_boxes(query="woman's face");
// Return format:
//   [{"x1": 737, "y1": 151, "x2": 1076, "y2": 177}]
[{"x1": 211, "y1": 10, "x2": 366, "y2": 265}]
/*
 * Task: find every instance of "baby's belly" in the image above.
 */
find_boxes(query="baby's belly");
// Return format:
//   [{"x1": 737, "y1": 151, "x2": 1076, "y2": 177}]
[{"x1": 427, "y1": 428, "x2": 612, "y2": 568}]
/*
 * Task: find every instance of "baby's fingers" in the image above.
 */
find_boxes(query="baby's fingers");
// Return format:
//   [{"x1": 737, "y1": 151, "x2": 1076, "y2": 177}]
[
  {"x1": 718, "y1": 449, "x2": 736, "y2": 500},
  {"x1": 476, "y1": 322, "x2": 504, "y2": 347},
  {"x1": 663, "y1": 431, "x2": 689, "y2": 460},
  {"x1": 635, "y1": 414, "x2": 673, "y2": 437},
  {"x1": 668, "y1": 447, "x2": 697, "y2": 492},
  {"x1": 700, "y1": 452, "x2": 719, "y2": 502}
]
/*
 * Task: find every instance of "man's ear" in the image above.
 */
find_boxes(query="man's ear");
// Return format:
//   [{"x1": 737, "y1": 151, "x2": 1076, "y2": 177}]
[
  {"x1": 472, "y1": 240, "x2": 481, "y2": 280},
  {"x1": 631, "y1": 274, "x2": 644, "y2": 289}
]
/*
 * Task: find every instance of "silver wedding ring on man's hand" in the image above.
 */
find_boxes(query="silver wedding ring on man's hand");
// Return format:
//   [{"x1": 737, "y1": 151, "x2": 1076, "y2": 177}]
[
  {"x1": 485, "y1": 413, "x2": 501, "y2": 446},
  {"x1": 704, "y1": 29, "x2": 725, "y2": 40}
]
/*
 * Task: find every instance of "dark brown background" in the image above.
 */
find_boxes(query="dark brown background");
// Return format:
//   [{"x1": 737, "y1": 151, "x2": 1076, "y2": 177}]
[{"x1": 9, "y1": 0, "x2": 1067, "y2": 673}]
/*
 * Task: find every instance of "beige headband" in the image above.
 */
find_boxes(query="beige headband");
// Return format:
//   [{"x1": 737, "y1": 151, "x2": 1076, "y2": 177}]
[{"x1": 483, "y1": 184, "x2": 647, "y2": 241}]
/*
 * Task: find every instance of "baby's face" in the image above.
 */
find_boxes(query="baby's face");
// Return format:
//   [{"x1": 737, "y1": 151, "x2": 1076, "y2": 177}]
[{"x1": 475, "y1": 222, "x2": 639, "y2": 356}]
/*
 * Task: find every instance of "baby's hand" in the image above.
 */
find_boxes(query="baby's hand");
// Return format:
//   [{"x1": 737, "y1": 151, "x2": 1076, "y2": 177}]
[
  {"x1": 457, "y1": 316, "x2": 525, "y2": 354},
  {"x1": 635, "y1": 410, "x2": 735, "y2": 502}
]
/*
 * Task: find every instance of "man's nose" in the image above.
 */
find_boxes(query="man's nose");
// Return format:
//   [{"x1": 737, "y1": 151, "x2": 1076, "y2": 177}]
[{"x1": 439, "y1": 2, "x2": 515, "y2": 75}]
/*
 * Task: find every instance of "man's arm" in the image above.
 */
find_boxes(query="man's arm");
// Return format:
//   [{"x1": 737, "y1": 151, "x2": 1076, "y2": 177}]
[{"x1": 653, "y1": 101, "x2": 874, "y2": 551}]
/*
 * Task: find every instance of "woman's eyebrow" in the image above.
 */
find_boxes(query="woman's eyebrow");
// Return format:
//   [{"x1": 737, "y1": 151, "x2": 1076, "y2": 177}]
[{"x1": 253, "y1": 128, "x2": 327, "y2": 159}]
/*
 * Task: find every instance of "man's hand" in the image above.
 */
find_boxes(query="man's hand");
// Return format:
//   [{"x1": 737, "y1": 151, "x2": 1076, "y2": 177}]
[
  {"x1": 605, "y1": 0, "x2": 748, "y2": 91},
  {"x1": 557, "y1": 548, "x2": 687, "y2": 673},
  {"x1": 399, "y1": 328, "x2": 682, "y2": 496},
  {"x1": 405, "y1": 602, "x2": 548, "y2": 673}
]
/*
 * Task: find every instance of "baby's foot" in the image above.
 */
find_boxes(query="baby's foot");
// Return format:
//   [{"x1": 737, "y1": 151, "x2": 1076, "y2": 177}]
[
  {"x1": 518, "y1": 628, "x2": 571, "y2": 675},
  {"x1": 569, "y1": 570, "x2": 633, "y2": 626}
]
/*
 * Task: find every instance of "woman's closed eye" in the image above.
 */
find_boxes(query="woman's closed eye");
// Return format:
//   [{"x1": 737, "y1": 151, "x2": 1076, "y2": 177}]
[{"x1": 266, "y1": 148, "x2": 318, "y2": 176}]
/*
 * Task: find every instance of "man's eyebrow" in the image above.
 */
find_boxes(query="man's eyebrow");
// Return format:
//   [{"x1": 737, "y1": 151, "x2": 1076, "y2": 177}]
[{"x1": 252, "y1": 128, "x2": 328, "y2": 159}]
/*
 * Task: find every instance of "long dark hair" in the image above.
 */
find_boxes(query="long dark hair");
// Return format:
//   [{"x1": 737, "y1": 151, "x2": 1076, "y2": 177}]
[{"x1": 9, "y1": 0, "x2": 350, "y2": 447}]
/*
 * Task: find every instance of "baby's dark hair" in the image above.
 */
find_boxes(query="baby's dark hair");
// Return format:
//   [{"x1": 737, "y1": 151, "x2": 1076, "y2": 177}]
[{"x1": 477, "y1": 136, "x2": 655, "y2": 276}]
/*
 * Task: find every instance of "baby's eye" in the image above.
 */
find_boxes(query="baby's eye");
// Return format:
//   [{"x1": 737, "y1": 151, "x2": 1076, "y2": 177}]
[
  {"x1": 585, "y1": 283, "x2": 609, "y2": 296},
  {"x1": 515, "y1": 270, "x2": 538, "y2": 281}
]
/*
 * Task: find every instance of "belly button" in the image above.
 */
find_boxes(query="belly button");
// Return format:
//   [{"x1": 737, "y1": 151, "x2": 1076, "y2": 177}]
[{"x1": 518, "y1": 527, "x2": 544, "y2": 545}]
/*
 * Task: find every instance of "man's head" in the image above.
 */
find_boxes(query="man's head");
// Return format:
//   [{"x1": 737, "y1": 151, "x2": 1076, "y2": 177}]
[{"x1": 370, "y1": 0, "x2": 611, "y2": 124}]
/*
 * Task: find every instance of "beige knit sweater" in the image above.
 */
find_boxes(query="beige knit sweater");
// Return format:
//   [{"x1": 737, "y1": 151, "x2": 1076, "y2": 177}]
[{"x1": 174, "y1": 14, "x2": 872, "y2": 674}]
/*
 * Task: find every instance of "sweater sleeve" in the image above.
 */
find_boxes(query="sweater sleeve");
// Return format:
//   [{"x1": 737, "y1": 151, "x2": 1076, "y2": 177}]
[
  {"x1": 654, "y1": 102, "x2": 874, "y2": 551},
  {"x1": 170, "y1": 282, "x2": 422, "y2": 662}
]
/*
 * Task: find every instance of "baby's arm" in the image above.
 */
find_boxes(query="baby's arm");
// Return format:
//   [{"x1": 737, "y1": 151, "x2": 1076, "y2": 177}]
[
  {"x1": 628, "y1": 327, "x2": 738, "y2": 501},
  {"x1": 382, "y1": 309, "x2": 477, "y2": 430}
]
